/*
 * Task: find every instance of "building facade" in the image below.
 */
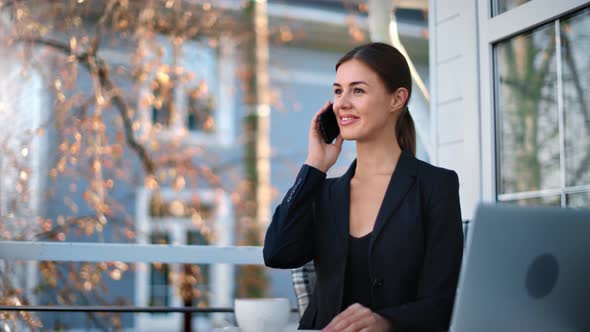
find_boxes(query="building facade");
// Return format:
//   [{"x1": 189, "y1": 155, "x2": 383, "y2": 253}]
[{"x1": 430, "y1": 0, "x2": 589, "y2": 220}]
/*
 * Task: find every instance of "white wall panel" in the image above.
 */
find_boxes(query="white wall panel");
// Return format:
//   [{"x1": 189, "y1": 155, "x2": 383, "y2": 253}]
[
  {"x1": 430, "y1": 0, "x2": 481, "y2": 220},
  {"x1": 435, "y1": 58, "x2": 463, "y2": 103},
  {"x1": 437, "y1": 100, "x2": 465, "y2": 144},
  {"x1": 438, "y1": 142, "x2": 464, "y2": 176},
  {"x1": 436, "y1": 0, "x2": 464, "y2": 23},
  {"x1": 435, "y1": 16, "x2": 463, "y2": 61}
]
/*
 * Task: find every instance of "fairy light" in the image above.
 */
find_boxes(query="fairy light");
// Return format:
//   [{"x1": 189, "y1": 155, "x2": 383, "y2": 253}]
[{"x1": 110, "y1": 269, "x2": 122, "y2": 281}]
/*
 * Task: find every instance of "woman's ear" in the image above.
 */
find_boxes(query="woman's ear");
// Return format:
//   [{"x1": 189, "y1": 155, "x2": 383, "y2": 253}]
[{"x1": 389, "y1": 87, "x2": 409, "y2": 113}]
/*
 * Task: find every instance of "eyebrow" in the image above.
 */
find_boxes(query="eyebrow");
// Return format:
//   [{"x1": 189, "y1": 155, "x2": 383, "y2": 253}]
[{"x1": 333, "y1": 81, "x2": 369, "y2": 87}]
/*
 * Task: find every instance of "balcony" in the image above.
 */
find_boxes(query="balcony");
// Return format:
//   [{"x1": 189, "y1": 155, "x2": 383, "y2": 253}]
[{"x1": 0, "y1": 241, "x2": 300, "y2": 331}]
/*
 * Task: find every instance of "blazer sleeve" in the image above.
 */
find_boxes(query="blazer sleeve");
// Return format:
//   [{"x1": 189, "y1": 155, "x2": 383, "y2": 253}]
[
  {"x1": 377, "y1": 170, "x2": 464, "y2": 331},
  {"x1": 263, "y1": 164, "x2": 326, "y2": 269}
]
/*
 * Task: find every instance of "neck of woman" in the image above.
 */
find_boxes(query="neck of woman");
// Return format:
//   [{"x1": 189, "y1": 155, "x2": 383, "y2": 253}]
[{"x1": 354, "y1": 132, "x2": 402, "y2": 180}]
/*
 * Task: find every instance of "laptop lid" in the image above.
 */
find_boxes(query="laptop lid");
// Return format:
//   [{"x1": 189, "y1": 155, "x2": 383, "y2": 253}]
[{"x1": 450, "y1": 203, "x2": 590, "y2": 331}]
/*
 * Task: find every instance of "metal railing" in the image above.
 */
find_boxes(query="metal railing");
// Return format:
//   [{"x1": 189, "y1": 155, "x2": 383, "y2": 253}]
[
  {"x1": 0, "y1": 241, "x2": 297, "y2": 314},
  {"x1": 0, "y1": 241, "x2": 263, "y2": 265},
  {"x1": 0, "y1": 305, "x2": 237, "y2": 313}
]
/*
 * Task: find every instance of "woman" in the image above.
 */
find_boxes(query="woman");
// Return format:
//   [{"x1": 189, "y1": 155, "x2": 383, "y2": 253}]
[{"x1": 263, "y1": 42, "x2": 463, "y2": 331}]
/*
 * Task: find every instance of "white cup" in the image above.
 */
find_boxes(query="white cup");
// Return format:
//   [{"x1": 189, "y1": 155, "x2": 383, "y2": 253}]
[{"x1": 234, "y1": 298, "x2": 291, "y2": 332}]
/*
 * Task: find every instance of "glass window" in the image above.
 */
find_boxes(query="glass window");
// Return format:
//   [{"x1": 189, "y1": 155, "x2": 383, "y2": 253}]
[
  {"x1": 494, "y1": 0, "x2": 532, "y2": 16},
  {"x1": 183, "y1": 231, "x2": 210, "y2": 307},
  {"x1": 149, "y1": 193, "x2": 216, "y2": 219},
  {"x1": 567, "y1": 192, "x2": 590, "y2": 207},
  {"x1": 151, "y1": 73, "x2": 174, "y2": 127},
  {"x1": 561, "y1": 9, "x2": 590, "y2": 187},
  {"x1": 187, "y1": 86, "x2": 215, "y2": 133},
  {"x1": 505, "y1": 195, "x2": 561, "y2": 207},
  {"x1": 181, "y1": 40, "x2": 218, "y2": 133},
  {"x1": 149, "y1": 233, "x2": 170, "y2": 309},
  {"x1": 149, "y1": 37, "x2": 218, "y2": 133},
  {"x1": 495, "y1": 24, "x2": 559, "y2": 195}
]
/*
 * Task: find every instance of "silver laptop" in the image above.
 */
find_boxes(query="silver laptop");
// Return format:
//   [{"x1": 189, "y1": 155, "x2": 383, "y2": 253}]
[{"x1": 450, "y1": 203, "x2": 590, "y2": 331}]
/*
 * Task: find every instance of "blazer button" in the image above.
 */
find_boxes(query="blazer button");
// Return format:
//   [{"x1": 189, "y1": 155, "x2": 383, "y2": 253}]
[{"x1": 372, "y1": 277, "x2": 384, "y2": 288}]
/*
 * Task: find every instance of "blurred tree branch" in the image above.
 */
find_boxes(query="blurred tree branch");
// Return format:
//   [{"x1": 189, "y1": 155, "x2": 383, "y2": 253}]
[
  {"x1": 15, "y1": 35, "x2": 156, "y2": 176},
  {"x1": 561, "y1": 33, "x2": 590, "y2": 181}
]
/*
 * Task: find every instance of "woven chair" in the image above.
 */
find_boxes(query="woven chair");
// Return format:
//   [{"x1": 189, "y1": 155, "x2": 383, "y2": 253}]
[{"x1": 291, "y1": 260, "x2": 317, "y2": 317}]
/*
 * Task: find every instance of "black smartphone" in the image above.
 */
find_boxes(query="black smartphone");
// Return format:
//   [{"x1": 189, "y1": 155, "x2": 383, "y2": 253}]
[{"x1": 317, "y1": 103, "x2": 340, "y2": 144}]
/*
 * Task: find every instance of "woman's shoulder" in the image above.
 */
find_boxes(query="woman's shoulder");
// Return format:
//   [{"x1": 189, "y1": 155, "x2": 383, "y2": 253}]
[
  {"x1": 324, "y1": 161, "x2": 356, "y2": 186},
  {"x1": 414, "y1": 157, "x2": 459, "y2": 188}
]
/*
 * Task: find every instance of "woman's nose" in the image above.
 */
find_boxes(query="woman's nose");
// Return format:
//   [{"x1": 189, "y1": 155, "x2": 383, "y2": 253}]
[{"x1": 334, "y1": 98, "x2": 351, "y2": 111}]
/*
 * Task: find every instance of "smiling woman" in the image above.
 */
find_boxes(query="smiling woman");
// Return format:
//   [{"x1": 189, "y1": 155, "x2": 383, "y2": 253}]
[
  {"x1": 331, "y1": 47, "x2": 416, "y2": 163},
  {"x1": 263, "y1": 42, "x2": 463, "y2": 331}
]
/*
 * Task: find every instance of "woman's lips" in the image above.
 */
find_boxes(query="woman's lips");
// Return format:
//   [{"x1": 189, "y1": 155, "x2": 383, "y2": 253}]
[{"x1": 339, "y1": 115, "x2": 359, "y2": 126}]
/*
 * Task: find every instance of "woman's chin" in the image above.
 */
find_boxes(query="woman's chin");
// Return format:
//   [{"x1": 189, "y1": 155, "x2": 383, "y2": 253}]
[
  {"x1": 339, "y1": 133, "x2": 356, "y2": 141},
  {"x1": 340, "y1": 129, "x2": 366, "y2": 142}
]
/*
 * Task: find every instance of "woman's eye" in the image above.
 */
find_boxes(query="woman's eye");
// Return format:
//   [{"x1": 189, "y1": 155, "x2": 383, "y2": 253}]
[
  {"x1": 333, "y1": 89, "x2": 342, "y2": 95},
  {"x1": 353, "y1": 88, "x2": 364, "y2": 94}
]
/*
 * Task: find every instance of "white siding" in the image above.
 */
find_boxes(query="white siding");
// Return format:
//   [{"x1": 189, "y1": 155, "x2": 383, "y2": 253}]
[{"x1": 429, "y1": 0, "x2": 481, "y2": 220}]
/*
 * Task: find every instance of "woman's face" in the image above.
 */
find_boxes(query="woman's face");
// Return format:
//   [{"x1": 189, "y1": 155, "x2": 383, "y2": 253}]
[{"x1": 333, "y1": 59, "x2": 398, "y2": 142}]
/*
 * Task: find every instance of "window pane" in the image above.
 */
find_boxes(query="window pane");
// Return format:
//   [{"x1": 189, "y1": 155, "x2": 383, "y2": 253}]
[
  {"x1": 495, "y1": 24, "x2": 559, "y2": 195},
  {"x1": 494, "y1": 0, "x2": 532, "y2": 16},
  {"x1": 503, "y1": 195, "x2": 561, "y2": 207},
  {"x1": 149, "y1": 193, "x2": 216, "y2": 219},
  {"x1": 185, "y1": 231, "x2": 210, "y2": 307},
  {"x1": 567, "y1": 192, "x2": 590, "y2": 208},
  {"x1": 561, "y1": 9, "x2": 590, "y2": 187},
  {"x1": 151, "y1": 75, "x2": 174, "y2": 127},
  {"x1": 150, "y1": 233, "x2": 170, "y2": 308},
  {"x1": 187, "y1": 88, "x2": 215, "y2": 132},
  {"x1": 181, "y1": 40, "x2": 218, "y2": 132}
]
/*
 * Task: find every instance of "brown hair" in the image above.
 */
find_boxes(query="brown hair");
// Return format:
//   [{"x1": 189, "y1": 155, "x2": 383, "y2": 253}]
[{"x1": 335, "y1": 42, "x2": 416, "y2": 156}]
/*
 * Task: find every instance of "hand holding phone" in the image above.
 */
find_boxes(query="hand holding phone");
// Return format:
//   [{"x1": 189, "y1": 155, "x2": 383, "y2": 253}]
[
  {"x1": 305, "y1": 102, "x2": 343, "y2": 173},
  {"x1": 317, "y1": 103, "x2": 340, "y2": 144}
]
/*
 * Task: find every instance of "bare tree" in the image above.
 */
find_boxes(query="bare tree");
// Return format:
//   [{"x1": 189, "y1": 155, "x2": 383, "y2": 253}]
[{"x1": 0, "y1": 0, "x2": 250, "y2": 329}]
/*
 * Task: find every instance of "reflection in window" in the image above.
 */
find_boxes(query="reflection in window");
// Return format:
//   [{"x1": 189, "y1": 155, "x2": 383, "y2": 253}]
[
  {"x1": 151, "y1": 73, "x2": 174, "y2": 127},
  {"x1": 149, "y1": 233, "x2": 170, "y2": 309},
  {"x1": 567, "y1": 192, "x2": 590, "y2": 208},
  {"x1": 494, "y1": 7, "x2": 590, "y2": 206},
  {"x1": 505, "y1": 195, "x2": 561, "y2": 207},
  {"x1": 494, "y1": 0, "x2": 532, "y2": 16},
  {"x1": 148, "y1": 193, "x2": 215, "y2": 220},
  {"x1": 182, "y1": 231, "x2": 210, "y2": 307},
  {"x1": 561, "y1": 9, "x2": 590, "y2": 187},
  {"x1": 186, "y1": 84, "x2": 215, "y2": 133},
  {"x1": 495, "y1": 24, "x2": 559, "y2": 195}
]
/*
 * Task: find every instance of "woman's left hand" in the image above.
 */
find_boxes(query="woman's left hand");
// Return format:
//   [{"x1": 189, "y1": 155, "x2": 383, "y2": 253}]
[{"x1": 322, "y1": 303, "x2": 393, "y2": 332}]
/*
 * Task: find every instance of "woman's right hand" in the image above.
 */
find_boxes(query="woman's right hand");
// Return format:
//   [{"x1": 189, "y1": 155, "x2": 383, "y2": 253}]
[{"x1": 305, "y1": 101, "x2": 344, "y2": 173}]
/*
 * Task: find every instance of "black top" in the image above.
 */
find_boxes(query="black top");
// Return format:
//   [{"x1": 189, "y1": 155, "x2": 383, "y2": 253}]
[
  {"x1": 263, "y1": 151, "x2": 464, "y2": 331},
  {"x1": 341, "y1": 232, "x2": 373, "y2": 311}
]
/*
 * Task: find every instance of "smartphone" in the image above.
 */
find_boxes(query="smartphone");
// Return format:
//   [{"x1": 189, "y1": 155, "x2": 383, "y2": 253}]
[{"x1": 317, "y1": 103, "x2": 340, "y2": 144}]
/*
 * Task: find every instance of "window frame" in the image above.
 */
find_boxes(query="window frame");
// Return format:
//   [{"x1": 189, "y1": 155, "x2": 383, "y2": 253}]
[
  {"x1": 478, "y1": 0, "x2": 589, "y2": 204},
  {"x1": 137, "y1": 35, "x2": 237, "y2": 148},
  {"x1": 134, "y1": 187, "x2": 235, "y2": 330}
]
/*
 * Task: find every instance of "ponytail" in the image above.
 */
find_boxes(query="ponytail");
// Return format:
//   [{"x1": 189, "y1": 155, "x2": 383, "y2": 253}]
[{"x1": 396, "y1": 107, "x2": 416, "y2": 156}]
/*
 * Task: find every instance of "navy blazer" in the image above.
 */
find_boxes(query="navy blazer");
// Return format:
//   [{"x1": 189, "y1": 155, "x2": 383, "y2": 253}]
[{"x1": 263, "y1": 151, "x2": 463, "y2": 331}]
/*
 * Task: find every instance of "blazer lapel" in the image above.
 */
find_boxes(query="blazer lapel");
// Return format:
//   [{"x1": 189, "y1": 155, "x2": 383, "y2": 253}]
[
  {"x1": 330, "y1": 160, "x2": 357, "y2": 240},
  {"x1": 369, "y1": 150, "x2": 417, "y2": 254}
]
